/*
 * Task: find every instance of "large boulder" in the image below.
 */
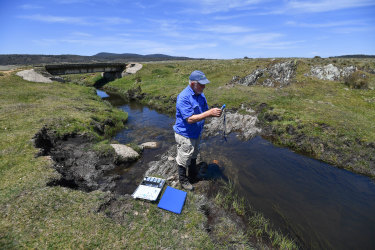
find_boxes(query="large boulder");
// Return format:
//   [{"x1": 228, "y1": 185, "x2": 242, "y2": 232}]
[
  {"x1": 309, "y1": 64, "x2": 356, "y2": 81},
  {"x1": 121, "y1": 63, "x2": 143, "y2": 77},
  {"x1": 236, "y1": 60, "x2": 297, "y2": 87},
  {"x1": 203, "y1": 110, "x2": 262, "y2": 140},
  {"x1": 237, "y1": 69, "x2": 263, "y2": 86}
]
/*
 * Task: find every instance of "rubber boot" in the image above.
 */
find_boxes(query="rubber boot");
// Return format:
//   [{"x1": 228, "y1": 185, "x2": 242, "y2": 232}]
[
  {"x1": 178, "y1": 165, "x2": 193, "y2": 191},
  {"x1": 188, "y1": 158, "x2": 202, "y2": 183}
]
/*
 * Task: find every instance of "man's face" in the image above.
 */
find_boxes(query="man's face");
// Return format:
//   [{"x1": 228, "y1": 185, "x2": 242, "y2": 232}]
[{"x1": 192, "y1": 81, "x2": 205, "y2": 94}]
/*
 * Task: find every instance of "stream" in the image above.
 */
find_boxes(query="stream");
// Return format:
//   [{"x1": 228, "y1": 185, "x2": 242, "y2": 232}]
[{"x1": 97, "y1": 89, "x2": 375, "y2": 249}]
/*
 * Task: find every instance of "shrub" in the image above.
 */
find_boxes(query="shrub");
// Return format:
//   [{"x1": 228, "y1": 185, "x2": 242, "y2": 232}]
[{"x1": 344, "y1": 70, "x2": 369, "y2": 89}]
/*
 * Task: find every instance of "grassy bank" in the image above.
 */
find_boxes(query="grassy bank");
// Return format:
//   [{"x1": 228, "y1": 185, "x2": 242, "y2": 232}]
[
  {"x1": 0, "y1": 71, "x2": 215, "y2": 248},
  {"x1": 93, "y1": 58, "x2": 375, "y2": 177},
  {"x1": 1, "y1": 68, "x2": 299, "y2": 248},
  {"x1": 3, "y1": 57, "x2": 374, "y2": 248}
]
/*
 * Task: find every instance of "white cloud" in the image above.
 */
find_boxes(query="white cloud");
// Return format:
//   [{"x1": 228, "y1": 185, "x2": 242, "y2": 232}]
[
  {"x1": 154, "y1": 19, "x2": 184, "y2": 38},
  {"x1": 171, "y1": 0, "x2": 262, "y2": 14},
  {"x1": 31, "y1": 36, "x2": 216, "y2": 56},
  {"x1": 252, "y1": 0, "x2": 375, "y2": 15},
  {"x1": 18, "y1": 15, "x2": 131, "y2": 26},
  {"x1": 71, "y1": 32, "x2": 92, "y2": 37},
  {"x1": 143, "y1": 43, "x2": 217, "y2": 55},
  {"x1": 146, "y1": 19, "x2": 202, "y2": 39},
  {"x1": 253, "y1": 40, "x2": 305, "y2": 50},
  {"x1": 19, "y1": 15, "x2": 90, "y2": 25},
  {"x1": 200, "y1": 25, "x2": 254, "y2": 33},
  {"x1": 213, "y1": 13, "x2": 251, "y2": 20},
  {"x1": 220, "y1": 32, "x2": 304, "y2": 50},
  {"x1": 99, "y1": 17, "x2": 131, "y2": 25},
  {"x1": 232, "y1": 33, "x2": 283, "y2": 45},
  {"x1": 286, "y1": 0, "x2": 375, "y2": 13},
  {"x1": 54, "y1": 0, "x2": 120, "y2": 4},
  {"x1": 332, "y1": 27, "x2": 369, "y2": 34},
  {"x1": 19, "y1": 4, "x2": 43, "y2": 9},
  {"x1": 285, "y1": 19, "x2": 371, "y2": 34},
  {"x1": 285, "y1": 20, "x2": 367, "y2": 28}
]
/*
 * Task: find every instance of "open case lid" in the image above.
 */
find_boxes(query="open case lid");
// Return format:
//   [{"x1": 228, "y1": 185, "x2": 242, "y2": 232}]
[{"x1": 132, "y1": 176, "x2": 166, "y2": 201}]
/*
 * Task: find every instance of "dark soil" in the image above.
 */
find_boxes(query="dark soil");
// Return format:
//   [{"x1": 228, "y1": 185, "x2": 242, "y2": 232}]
[{"x1": 33, "y1": 127, "x2": 120, "y2": 192}]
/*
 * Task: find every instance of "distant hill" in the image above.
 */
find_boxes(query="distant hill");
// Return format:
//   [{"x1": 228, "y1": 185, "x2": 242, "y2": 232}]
[
  {"x1": 330, "y1": 54, "x2": 375, "y2": 58},
  {"x1": 0, "y1": 52, "x2": 199, "y2": 65}
]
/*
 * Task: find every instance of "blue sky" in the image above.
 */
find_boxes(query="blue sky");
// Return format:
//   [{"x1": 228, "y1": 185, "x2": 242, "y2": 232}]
[{"x1": 0, "y1": 0, "x2": 374, "y2": 59}]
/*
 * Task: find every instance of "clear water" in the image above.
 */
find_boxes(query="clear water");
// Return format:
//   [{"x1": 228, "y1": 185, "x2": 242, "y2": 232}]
[{"x1": 101, "y1": 91, "x2": 375, "y2": 249}]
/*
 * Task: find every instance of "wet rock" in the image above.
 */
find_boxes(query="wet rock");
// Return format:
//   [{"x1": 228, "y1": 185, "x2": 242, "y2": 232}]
[
  {"x1": 146, "y1": 146, "x2": 227, "y2": 184},
  {"x1": 146, "y1": 146, "x2": 177, "y2": 178},
  {"x1": 167, "y1": 176, "x2": 176, "y2": 181},
  {"x1": 110, "y1": 144, "x2": 140, "y2": 163},
  {"x1": 309, "y1": 64, "x2": 356, "y2": 81},
  {"x1": 204, "y1": 111, "x2": 262, "y2": 140},
  {"x1": 139, "y1": 141, "x2": 159, "y2": 149}
]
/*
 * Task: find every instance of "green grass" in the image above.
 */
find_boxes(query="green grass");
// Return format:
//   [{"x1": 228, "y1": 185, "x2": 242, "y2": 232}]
[
  {"x1": 2, "y1": 58, "x2": 374, "y2": 248},
  {"x1": 101, "y1": 58, "x2": 375, "y2": 176},
  {"x1": 0, "y1": 70, "x2": 233, "y2": 249},
  {"x1": 0, "y1": 68, "x2": 297, "y2": 249},
  {"x1": 213, "y1": 180, "x2": 298, "y2": 249},
  {"x1": 59, "y1": 72, "x2": 104, "y2": 87}
]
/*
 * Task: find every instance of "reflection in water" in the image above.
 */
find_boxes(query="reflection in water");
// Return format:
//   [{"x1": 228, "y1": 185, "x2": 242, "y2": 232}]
[
  {"x1": 100, "y1": 90, "x2": 375, "y2": 249},
  {"x1": 201, "y1": 134, "x2": 375, "y2": 249},
  {"x1": 96, "y1": 89, "x2": 109, "y2": 98}
]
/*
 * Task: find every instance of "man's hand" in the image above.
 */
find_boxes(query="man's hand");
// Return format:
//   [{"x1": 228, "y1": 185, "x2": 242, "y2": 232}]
[
  {"x1": 187, "y1": 108, "x2": 223, "y2": 124},
  {"x1": 209, "y1": 108, "x2": 222, "y2": 117}
]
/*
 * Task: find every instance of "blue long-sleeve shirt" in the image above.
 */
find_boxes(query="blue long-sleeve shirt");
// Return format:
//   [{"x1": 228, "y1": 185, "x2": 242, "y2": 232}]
[{"x1": 173, "y1": 85, "x2": 209, "y2": 139}]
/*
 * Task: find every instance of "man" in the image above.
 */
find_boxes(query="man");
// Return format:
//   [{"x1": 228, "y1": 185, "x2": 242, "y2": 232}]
[{"x1": 173, "y1": 70, "x2": 222, "y2": 190}]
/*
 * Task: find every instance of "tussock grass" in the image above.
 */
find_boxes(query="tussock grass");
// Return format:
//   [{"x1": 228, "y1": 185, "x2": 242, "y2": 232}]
[
  {"x1": 214, "y1": 180, "x2": 298, "y2": 249},
  {"x1": 0, "y1": 71, "x2": 217, "y2": 248},
  {"x1": 2, "y1": 57, "x2": 374, "y2": 247},
  {"x1": 102, "y1": 58, "x2": 375, "y2": 176}
]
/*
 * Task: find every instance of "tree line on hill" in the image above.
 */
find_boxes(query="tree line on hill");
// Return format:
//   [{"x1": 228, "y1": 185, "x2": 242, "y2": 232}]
[
  {"x1": 0, "y1": 52, "x2": 200, "y2": 65},
  {"x1": 329, "y1": 54, "x2": 375, "y2": 58}
]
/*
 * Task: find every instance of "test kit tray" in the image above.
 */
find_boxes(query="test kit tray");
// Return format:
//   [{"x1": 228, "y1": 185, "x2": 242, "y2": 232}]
[{"x1": 132, "y1": 176, "x2": 166, "y2": 201}]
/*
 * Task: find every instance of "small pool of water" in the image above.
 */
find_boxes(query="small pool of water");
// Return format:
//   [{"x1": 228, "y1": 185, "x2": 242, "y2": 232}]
[{"x1": 100, "y1": 90, "x2": 375, "y2": 249}]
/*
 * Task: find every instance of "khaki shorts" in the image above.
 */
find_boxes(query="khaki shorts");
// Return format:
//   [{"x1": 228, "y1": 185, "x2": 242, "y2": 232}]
[{"x1": 175, "y1": 133, "x2": 201, "y2": 168}]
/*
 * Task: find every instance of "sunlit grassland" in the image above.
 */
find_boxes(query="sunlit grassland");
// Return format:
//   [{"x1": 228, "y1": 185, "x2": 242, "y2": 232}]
[
  {"x1": 0, "y1": 71, "x2": 230, "y2": 248},
  {"x1": 0, "y1": 72, "x2": 128, "y2": 247},
  {"x1": 102, "y1": 58, "x2": 375, "y2": 174}
]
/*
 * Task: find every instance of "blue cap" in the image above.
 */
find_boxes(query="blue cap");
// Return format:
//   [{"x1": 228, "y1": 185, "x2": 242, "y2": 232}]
[{"x1": 189, "y1": 70, "x2": 210, "y2": 84}]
